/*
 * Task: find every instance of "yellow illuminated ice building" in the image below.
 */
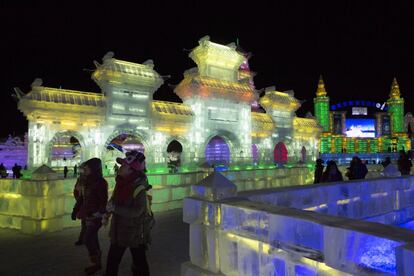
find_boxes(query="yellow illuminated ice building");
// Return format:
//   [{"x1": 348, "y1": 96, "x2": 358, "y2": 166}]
[{"x1": 16, "y1": 36, "x2": 321, "y2": 172}]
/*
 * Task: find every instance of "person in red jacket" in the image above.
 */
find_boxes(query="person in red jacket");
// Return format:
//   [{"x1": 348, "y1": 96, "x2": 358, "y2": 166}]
[
  {"x1": 77, "y1": 158, "x2": 108, "y2": 275},
  {"x1": 105, "y1": 150, "x2": 153, "y2": 276}
]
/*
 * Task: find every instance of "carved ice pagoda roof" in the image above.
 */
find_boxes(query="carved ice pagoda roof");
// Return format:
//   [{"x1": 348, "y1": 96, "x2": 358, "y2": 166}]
[
  {"x1": 18, "y1": 86, "x2": 104, "y2": 124},
  {"x1": 22, "y1": 86, "x2": 105, "y2": 107},
  {"x1": 293, "y1": 117, "x2": 322, "y2": 135},
  {"x1": 92, "y1": 58, "x2": 163, "y2": 89},
  {"x1": 175, "y1": 74, "x2": 256, "y2": 103},
  {"x1": 260, "y1": 91, "x2": 301, "y2": 111},
  {"x1": 152, "y1": 101, "x2": 194, "y2": 135},
  {"x1": 152, "y1": 101, "x2": 194, "y2": 116}
]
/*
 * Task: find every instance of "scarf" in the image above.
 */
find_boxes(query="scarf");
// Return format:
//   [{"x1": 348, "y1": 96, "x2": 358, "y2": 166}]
[{"x1": 114, "y1": 170, "x2": 142, "y2": 204}]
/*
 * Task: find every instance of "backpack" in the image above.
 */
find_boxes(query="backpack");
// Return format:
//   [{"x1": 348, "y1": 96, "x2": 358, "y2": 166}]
[{"x1": 133, "y1": 185, "x2": 155, "y2": 245}]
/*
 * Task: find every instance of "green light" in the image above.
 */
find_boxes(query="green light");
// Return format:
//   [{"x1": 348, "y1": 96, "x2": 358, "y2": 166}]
[
  {"x1": 358, "y1": 140, "x2": 367, "y2": 153},
  {"x1": 334, "y1": 138, "x2": 342, "y2": 153},
  {"x1": 381, "y1": 138, "x2": 391, "y2": 152},
  {"x1": 388, "y1": 98, "x2": 404, "y2": 134},
  {"x1": 346, "y1": 139, "x2": 355, "y2": 153},
  {"x1": 314, "y1": 96, "x2": 330, "y2": 132},
  {"x1": 320, "y1": 137, "x2": 331, "y2": 153}
]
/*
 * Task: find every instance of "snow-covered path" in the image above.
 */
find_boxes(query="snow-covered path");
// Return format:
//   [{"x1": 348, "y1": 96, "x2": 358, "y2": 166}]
[{"x1": 0, "y1": 210, "x2": 188, "y2": 276}]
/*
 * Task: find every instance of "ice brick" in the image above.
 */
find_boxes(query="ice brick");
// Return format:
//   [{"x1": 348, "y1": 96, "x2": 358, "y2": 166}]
[
  {"x1": 221, "y1": 203, "x2": 269, "y2": 241},
  {"x1": 189, "y1": 224, "x2": 220, "y2": 273},
  {"x1": 396, "y1": 243, "x2": 414, "y2": 276},
  {"x1": 324, "y1": 225, "x2": 403, "y2": 275}
]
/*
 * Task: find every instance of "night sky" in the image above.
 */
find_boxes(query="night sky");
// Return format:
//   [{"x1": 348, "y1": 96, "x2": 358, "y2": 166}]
[{"x1": 0, "y1": 1, "x2": 412, "y2": 137}]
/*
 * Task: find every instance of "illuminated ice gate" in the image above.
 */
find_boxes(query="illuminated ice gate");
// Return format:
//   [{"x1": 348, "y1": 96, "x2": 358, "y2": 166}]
[
  {"x1": 183, "y1": 174, "x2": 414, "y2": 275},
  {"x1": 16, "y1": 36, "x2": 320, "y2": 171}
]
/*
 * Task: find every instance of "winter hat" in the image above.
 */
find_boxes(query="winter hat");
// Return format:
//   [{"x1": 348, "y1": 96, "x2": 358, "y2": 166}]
[{"x1": 116, "y1": 150, "x2": 146, "y2": 171}]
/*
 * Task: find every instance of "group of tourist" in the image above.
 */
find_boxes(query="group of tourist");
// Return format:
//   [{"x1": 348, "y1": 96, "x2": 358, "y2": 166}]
[
  {"x1": 71, "y1": 150, "x2": 154, "y2": 276},
  {"x1": 0, "y1": 163, "x2": 23, "y2": 178},
  {"x1": 314, "y1": 150, "x2": 413, "y2": 183}
]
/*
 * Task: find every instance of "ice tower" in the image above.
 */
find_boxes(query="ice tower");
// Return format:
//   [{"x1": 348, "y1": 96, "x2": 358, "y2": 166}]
[
  {"x1": 387, "y1": 78, "x2": 405, "y2": 134},
  {"x1": 313, "y1": 76, "x2": 330, "y2": 132},
  {"x1": 175, "y1": 36, "x2": 257, "y2": 166},
  {"x1": 387, "y1": 78, "x2": 409, "y2": 150}
]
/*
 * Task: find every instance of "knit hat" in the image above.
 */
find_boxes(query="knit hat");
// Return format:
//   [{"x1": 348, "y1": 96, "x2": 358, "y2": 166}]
[{"x1": 116, "y1": 150, "x2": 146, "y2": 171}]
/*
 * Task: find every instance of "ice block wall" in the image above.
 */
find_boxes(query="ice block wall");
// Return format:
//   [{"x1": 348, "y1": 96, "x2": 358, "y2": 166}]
[
  {"x1": 182, "y1": 174, "x2": 414, "y2": 275},
  {"x1": 245, "y1": 176, "x2": 414, "y2": 224},
  {"x1": 0, "y1": 177, "x2": 66, "y2": 234},
  {"x1": 0, "y1": 166, "x2": 313, "y2": 233}
]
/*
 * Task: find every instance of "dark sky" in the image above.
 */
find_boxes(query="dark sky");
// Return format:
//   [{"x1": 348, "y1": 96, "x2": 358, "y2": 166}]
[{"x1": 0, "y1": 1, "x2": 412, "y2": 137}]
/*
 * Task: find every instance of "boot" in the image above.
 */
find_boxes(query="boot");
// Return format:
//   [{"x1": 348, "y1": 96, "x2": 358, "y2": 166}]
[{"x1": 84, "y1": 251, "x2": 101, "y2": 275}]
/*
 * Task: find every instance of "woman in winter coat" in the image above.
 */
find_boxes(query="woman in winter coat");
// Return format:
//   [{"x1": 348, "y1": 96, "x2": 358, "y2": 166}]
[
  {"x1": 313, "y1": 159, "x2": 324, "y2": 183},
  {"x1": 105, "y1": 150, "x2": 153, "y2": 276},
  {"x1": 76, "y1": 158, "x2": 108, "y2": 275},
  {"x1": 71, "y1": 162, "x2": 87, "y2": 245},
  {"x1": 321, "y1": 160, "x2": 343, "y2": 183}
]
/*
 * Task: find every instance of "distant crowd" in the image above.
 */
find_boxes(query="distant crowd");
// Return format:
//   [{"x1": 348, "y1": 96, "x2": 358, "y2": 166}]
[
  {"x1": 0, "y1": 163, "x2": 24, "y2": 179},
  {"x1": 314, "y1": 150, "x2": 413, "y2": 183}
]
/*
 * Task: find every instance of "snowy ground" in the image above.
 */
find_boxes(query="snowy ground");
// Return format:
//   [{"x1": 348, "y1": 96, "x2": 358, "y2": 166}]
[{"x1": 0, "y1": 210, "x2": 188, "y2": 276}]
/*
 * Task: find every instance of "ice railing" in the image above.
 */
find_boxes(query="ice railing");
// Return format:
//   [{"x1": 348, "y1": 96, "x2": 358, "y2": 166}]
[{"x1": 182, "y1": 174, "x2": 414, "y2": 275}]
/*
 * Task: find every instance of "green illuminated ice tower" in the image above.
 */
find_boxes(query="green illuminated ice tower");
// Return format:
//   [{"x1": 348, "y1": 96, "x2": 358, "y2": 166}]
[
  {"x1": 387, "y1": 78, "x2": 409, "y2": 151},
  {"x1": 314, "y1": 76, "x2": 330, "y2": 132},
  {"x1": 387, "y1": 78, "x2": 404, "y2": 134}
]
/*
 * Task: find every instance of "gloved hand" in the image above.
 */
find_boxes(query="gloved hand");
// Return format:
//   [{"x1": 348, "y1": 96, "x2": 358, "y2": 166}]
[
  {"x1": 102, "y1": 213, "x2": 111, "y2": 226},
  {"x1": 106, "y1": 201, "x2": 115, "y2": 213},
  {"x1": 71, "y1": 210, "x2": 77, "y2": 221},
  {"x1": 91, "y1": 212, "x2": 104, "y2": 218}
]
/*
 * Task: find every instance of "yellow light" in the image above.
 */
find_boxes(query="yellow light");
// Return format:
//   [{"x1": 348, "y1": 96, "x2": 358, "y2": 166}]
[
  {"x1": 0, "y1": 193, "x2": 22, "y2": 199},
  {"x1": 61, "y1": 121, "x2": 77, "y2": 127}
]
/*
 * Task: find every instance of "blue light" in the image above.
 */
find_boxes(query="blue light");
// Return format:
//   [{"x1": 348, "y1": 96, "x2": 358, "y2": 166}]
[
  {"x1": 358, "y1": 236, "x2": 400, "y2": 274},
  {"x1": 398, "y1": 220, "x2": 414, "y2": 230}
]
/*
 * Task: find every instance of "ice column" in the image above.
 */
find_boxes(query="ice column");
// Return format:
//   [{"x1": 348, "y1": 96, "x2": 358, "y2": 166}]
[{"x1": 182, "y1": 172, "x2": 237, "y2": 275}]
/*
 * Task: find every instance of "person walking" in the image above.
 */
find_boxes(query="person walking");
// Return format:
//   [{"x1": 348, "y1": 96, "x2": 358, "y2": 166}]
[
  {"x1": 12, "y1": 163, "x2": 18, "y2": 179},
  {"x1": 346, "y1": 156, "x2": 368, "y2": 180},
  {"x1": 321, "y1": 160, "x2": 343, "y2": 183},
  {"x1": 71, "y1": 163, "x2": 87, "y2": 246},
  {"x1": 381, "y1": 157, "x2": 401, "y2": 177},
  {"x1": 73, "y1": 164, "x2": 78, "y2": 177},
  {"x1": 398, "y1": 150, "x2": 412, "y2": 176},
  {"x1": 63, "y1": 166, "x2": 69, "y2": 178},
  {"x1": 75, "y1": 158, "x2": 108, "y2": 275},
  {"x1": 0, "y1": 163, "x2": 7, "y2": 178},
  {"x1": 313, "y1": 159, "x2": 324, "y2": 183},
  {"x1": 105, "y1": 150, "x2": 154, "y2": 276}
]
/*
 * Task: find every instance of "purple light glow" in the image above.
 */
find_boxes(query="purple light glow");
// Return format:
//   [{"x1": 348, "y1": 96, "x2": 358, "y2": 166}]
[{"x1": 205, "y1": 136, "x2": 230, "y2": 165}]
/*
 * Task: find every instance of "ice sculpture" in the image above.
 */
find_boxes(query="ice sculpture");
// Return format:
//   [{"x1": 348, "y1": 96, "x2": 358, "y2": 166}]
[
  {"x1": 15, "y1": 36, "x2": 320, "y2": 172},
  {"x1": 183, "y1": 173, "x2": 414, "y2": 275}
]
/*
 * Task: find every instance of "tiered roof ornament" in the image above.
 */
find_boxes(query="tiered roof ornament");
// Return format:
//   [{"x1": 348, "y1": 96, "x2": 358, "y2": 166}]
[
  {"x1": 175, "y1": 36, "x2": 257, "y2": 104},
  {"x1": 259, "y1": 88, "x2": 301, "y2": 112},
  {"x1": 92, "y1": 51, "x2": 164, "y2": 91},
  {"x1": 316, "y1": 75, "x2": 327, "y2": 97},
  {"x1": 389, "y1": 77, "x2": 401, "y2": 99},
  {"x1": 189, "y1": 35, "x2": 245, "y2": 80}
]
